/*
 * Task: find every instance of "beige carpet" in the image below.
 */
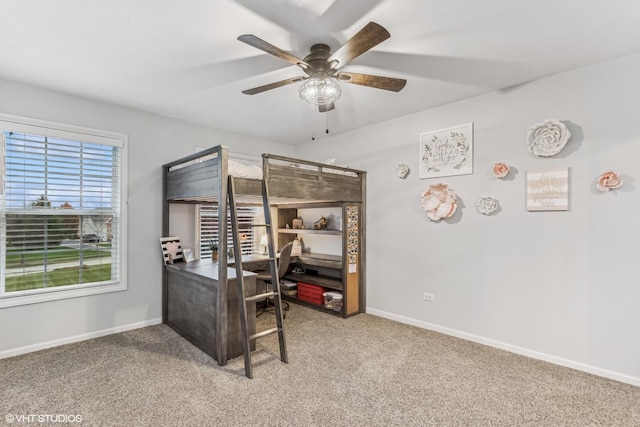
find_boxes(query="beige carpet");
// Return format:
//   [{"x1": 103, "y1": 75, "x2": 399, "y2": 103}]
[{"x1": 1, "y1": 304, "x2": 639, "y2": 426}]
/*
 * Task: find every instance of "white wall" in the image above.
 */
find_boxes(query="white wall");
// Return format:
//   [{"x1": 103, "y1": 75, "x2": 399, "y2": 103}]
[
  {"x1": 295, "y1": 207, "x2": 343, "y2": 256},
  {"x1": 295, "y1": 52, "x2": 640, "y2": 385},
  {"x1": 2, "y1": 51, "x2": 639, "y2": 385},
  {"x1": 0, "y1": 78, "x2": 294, "y2": 357}
]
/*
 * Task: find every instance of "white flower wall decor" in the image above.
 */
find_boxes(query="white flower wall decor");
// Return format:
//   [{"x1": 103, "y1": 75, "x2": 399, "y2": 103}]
[
  {"x1": 476, "y1": 196, "x2": 499, "y2": 215},
  {"x1": 526, "y1": 119, "x2": 571, "y2": 157},
  {"x1": 396, "y1": 164, "x2": 410, "y2": 179},
  {"x1": 420, "y1": 183, "x2": 458, "y2": 222},
  {"x1": 596, "y1": 171, "x2": 623, "y2": 191}
]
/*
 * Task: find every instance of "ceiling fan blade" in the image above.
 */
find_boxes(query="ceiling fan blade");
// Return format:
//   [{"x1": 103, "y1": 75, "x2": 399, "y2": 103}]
[
  {"x1": 328, "y1": 22, "x2": 390, "y2": 70},
  {"x1": 242, "y1": 76, "x2": 306, "y2": 95},
  {"x1": 338, "y1": 72, "x2": 406, "y2": 92},
  {"x1": 318, "y1": 102, "x2": 335, "y2": 113},
  {"x1": 238, "y1": 34, "x2": 309, "y2": 69}
]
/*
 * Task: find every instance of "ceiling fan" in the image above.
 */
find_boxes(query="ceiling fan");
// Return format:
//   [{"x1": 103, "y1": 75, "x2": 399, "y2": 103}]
[{"x1": 238, "y1": 22, "x2": 407, "y2": 112}]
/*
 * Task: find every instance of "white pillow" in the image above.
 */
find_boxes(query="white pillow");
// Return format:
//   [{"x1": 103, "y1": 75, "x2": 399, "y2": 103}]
[{"x1": 228, "y1": 159, "x2": 263, "y2": 179}]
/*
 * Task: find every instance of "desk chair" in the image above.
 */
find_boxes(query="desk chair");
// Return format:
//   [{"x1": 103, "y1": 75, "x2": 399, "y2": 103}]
[{"x1": 255, "y1": 242, "x2": 293, "y2": 319}]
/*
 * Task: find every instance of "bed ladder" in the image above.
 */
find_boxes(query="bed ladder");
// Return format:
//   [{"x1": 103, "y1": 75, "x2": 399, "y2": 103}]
[{"x1": 228, "y1": 175, "x2": 288, "y2": 379}]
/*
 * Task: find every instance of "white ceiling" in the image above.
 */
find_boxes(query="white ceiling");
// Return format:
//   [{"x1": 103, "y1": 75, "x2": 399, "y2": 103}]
[{"x1": 2, "y1": 0, "x2": 640, "y2": 145}]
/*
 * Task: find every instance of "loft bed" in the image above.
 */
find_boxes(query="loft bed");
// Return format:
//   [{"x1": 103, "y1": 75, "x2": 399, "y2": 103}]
[
  {"x1": 161, "y1": 145, "x2": 366, "y2": 366},
  {"x1": 164, "y1": 146, "x2": 364, "y2": 205}
]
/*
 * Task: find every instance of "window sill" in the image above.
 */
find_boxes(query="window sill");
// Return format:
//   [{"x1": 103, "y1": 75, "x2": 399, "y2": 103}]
[{"x1": 0, "y1": 282, "x2": 127, "y2": 308}]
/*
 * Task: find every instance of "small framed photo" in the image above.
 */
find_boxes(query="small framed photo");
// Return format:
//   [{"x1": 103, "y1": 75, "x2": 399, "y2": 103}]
[{"x1": 183, "y1": 248, "x2": 195, "y2": 263}]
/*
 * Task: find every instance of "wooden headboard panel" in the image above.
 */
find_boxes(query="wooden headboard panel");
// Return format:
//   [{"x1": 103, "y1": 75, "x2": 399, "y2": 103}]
[{"x1": 164, "y1": 146, "x2": 224, "y2": 201}]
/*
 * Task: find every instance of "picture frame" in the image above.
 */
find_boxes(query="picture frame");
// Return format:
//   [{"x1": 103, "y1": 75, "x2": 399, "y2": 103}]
[
  {"x1": 419, "y1": 122, "x2": 473, "y2": 179},
  {"x1": 526, "y1": 167, "x2": 569, "y2": 211},
  {"x1": 183, "y1": 248, "x2": 195, "y2": 263},
  {"x1": 160, "y1": 236, "x2": 184, "y2": 264}
]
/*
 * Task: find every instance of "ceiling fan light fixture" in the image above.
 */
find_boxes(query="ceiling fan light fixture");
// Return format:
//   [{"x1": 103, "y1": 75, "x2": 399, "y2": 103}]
[{"x1": 299, "y1": 76, "x2": 341, "y2": 105}]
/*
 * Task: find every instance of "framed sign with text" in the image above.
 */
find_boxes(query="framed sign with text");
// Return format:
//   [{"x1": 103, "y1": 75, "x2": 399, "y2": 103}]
[
  {"x1": 419, "y1": 122, "x2": 473, "y2": 179},
  {"x1": 526, "y1": 167, "x2": 569, "y2": 211}
]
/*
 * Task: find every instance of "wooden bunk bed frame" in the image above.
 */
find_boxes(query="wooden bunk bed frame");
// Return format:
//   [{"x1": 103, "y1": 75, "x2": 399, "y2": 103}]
[{"x1": 162, "y1": 145, "x2": 366, "y2": 365}]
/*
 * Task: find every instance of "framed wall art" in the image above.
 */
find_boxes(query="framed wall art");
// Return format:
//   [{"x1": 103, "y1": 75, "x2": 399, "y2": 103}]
[
  {"x1": 526, "y1": 167, "x2": 569, "y2": 211},
  {"x1": 419, "y1": 122, "x2": 473, "y2": 179}
]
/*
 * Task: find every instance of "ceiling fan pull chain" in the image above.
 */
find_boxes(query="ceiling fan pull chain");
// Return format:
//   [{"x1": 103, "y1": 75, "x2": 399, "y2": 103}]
[
  {"x1": 311, "y1": 103, "x2": 318, "y2": 141},
  {"x1": 326, "y1": 111, "x2": 330, "y2": 134}
]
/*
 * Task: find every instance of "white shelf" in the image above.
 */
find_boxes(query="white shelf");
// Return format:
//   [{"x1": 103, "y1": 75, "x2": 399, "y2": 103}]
[{"x1": 278, "y1": 228, "x2": 341, "y2": 235}]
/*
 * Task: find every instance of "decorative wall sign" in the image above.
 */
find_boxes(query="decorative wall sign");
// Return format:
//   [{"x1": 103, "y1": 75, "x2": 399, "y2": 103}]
[
  {"x1": 526, "y1": 167, "x2": 569, "y2": 211},
  {"x1": 160, "y1": 236, "x2": 184, "y2": 264},
  {"x1": 420, "y1": 122, "x2": 473, "y2": 179}
]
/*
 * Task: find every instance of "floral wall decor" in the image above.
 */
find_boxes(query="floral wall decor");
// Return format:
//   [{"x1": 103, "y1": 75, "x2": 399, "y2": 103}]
[
  {"x1": 596, "y1": 171, "x2": 623, "y2": 191},
  {"x1": 526, "y1": 119, "x2": 571, "y2": 157},
  {"x1": 419, "y1": 122, "x2": 473, "y2": 178},
  {"x1": 526, "y1": 167, "x2": 569, "y2": 211},
  {"x1": 477, "y1": 196, "x2": 499, "y2": 215},
  {"x1": 421, "y1": 183, "x2": 458, "y2": 222},
  {"x1": 493, "y1": 162, "x2": 510, "y2": 178}
]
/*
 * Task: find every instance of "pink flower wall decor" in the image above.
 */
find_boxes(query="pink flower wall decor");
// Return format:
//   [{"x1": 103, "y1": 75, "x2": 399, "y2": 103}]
[
  {"x1": 493, "y1": 162, "x2": 510, "y2": 178},
  {"x1": 421, "y1": 183, "x2": 458, "y2": 222},
  {"x1": 596, "y1": 171, "x2": 623, "y2": 191}
]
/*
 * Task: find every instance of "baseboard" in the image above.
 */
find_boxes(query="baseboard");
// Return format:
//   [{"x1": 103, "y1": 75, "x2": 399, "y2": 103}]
[
  {"x1": 0, "y1": 318, "x2": 163, "y2": 360},
  {"x1": 366, "y1": 307, "x2": 640, "y2": 388}
]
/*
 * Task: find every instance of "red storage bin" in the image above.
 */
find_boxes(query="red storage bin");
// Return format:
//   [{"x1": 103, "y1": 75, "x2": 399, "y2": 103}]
[{"x1": 297, "y1": 282, "x2": 326, "y2": 305}]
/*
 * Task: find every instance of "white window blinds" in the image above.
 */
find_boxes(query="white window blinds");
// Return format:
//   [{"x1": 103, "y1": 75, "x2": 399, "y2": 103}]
[
  {"x1": 199, "y1": 205, "x2": 258, "y2": 256},
  {"x1": 0, "y1": 115, "x2": 126, "y2": 306}
]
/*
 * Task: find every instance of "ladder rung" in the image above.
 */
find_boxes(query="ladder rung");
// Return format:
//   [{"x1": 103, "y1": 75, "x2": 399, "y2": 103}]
[
  {"x1": 248, "y1": 223, "x2": 271, "y2": 228},
  {"x1": 246, "y1": 291, "x2": 277, "y2": 302},
  {"x1": 250, "y1": 327, "x2": 281, "y2": 341}
]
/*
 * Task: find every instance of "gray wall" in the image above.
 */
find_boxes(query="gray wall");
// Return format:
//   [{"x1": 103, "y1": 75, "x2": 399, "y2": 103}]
[
  {"x1": 0, "y1": 78, "x2": 294, "y2": 356},
  {"x1": 295, "y1": 52, "x2": 640, "y2": 385}
]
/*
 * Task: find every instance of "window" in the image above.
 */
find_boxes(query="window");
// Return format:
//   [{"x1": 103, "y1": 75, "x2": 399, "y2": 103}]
[
  {"x1": 198, "y1": 205, "x2": 260, "y2": 257},
  {"x1": 0, "y1": 114, "x2": 127, "y2": 307}
]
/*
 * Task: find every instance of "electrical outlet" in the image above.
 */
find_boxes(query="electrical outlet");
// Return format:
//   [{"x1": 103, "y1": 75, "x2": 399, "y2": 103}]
[{"x1": 423, "y1": 292, "x2": 434, "y2": 302}]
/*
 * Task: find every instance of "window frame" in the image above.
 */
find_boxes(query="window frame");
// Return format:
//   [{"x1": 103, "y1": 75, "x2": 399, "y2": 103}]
[{"x1": 0, "y1": 114, "x2": 128, "y2": 308}]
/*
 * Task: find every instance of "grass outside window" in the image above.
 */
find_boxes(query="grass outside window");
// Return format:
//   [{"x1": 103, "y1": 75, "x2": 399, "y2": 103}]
[
  {"x1": 5, "y1": 246, "x2": 113, "y2": 292},
  {"x1": 6, "y1": 264, "x2": 112, "y2": 292}
]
